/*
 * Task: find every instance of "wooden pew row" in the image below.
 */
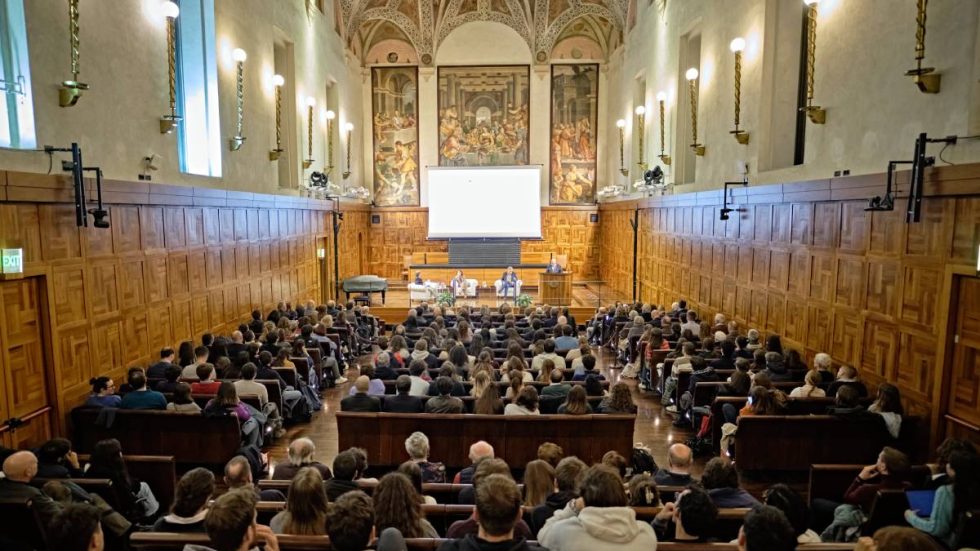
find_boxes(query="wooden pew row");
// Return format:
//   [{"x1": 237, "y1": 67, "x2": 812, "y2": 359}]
[
  {"x1": 144, "y1": 379, "x2": 284, "y2": 411},
  {"x1": 337, "y1": 412, "x2": 635, "y2": 471},
  {"x1": 807, "y1": 464, "x2": 933, "y2": 505},
  {"x1": 733, "y1": 415, "x2": 921, "y2": 471},
  {"x1": 368, "y1": 394, "x2": 609, "y2": 414},
  {"x1": 256, "y1": 479, "x2": 689, "y2": 505},
  {"x1": 692, "y1": 381, "x2": 798, "y2": 408},
  {"x1": 380, "y1": 379, "x2": 610, "y2": 395},
  {"x1": 709, "y1": 396, "x2": 873, "y2": 455},
  {"x1": 130, "y1": 533, "x2": 857, "y2": 551},
  {"x1": 78, "y1": 453, "x2": 178, "y2": 514},
  {"x1": 72, "y1": 408, "x2": 242, "y2": 467}
]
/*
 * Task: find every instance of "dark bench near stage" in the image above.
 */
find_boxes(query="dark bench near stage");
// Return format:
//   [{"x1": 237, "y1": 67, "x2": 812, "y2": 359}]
[
  {"x1": 336, "y1": 412, "x2": 634, "y2": 471},
  {"x1": 365, "y1": 393, "x2": 608, "y2": 414},
  {"x1": 72, "y1": 408, "x2": 242, "y2": 467},
  {"x1": 379, "y1": 378, "x2": 610, "y2": 395},
  {"x1": 732, "y1": 414, "x2": 921, "y2": 471}
]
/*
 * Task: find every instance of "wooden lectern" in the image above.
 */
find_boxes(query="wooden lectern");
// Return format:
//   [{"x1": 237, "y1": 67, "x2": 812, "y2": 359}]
[{"x1": 539, "y1": 272, "x2": 572, "y2": 306}]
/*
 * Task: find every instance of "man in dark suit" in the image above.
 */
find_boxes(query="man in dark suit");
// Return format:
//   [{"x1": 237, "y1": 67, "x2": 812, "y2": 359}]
[
  {"x1": 146, "y1": 347, "x2": 175, "y2": 380},
  {"x1": 827, "y1": 364, "x2": 868, "y2": 398},
  {"x1": 340, "y1": 376, "x2": 381, "y2": 412},
  {"x1": 0, "y1": 451, "x2": 63, "y2": 526},
  {"x1": 545, "y1": 258, "x2": 563, "y2": 274},
  {"x1": 382, "y1": 376, "x2": 425, "y2": 413},
  {"x1": 500, "y1": 266, "x2": 519, "y2": 299}
]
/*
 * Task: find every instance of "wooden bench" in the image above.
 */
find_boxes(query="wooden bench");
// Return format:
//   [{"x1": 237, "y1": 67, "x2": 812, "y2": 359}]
[
  {"x1": 692, "y1": 380, "x2": 797, "y2": 407},
  {"x1": 370, "y1": 394, "x2": 608, "y2": 414},
  {"x1": 0, "y1": 497, "x2": 47, "y2": 550},
  {"x1": 807, "y1": 464, "x2": 932, "y2": 505},
  {"x1": 733, "y1": 415, "x2": 920, "y2": 471},
  {"x1": 336, "y1": 412, "x2": 635, "y2": 471},
  {"x1": 380, "y1": 379, "x2": 610, "y2": 395},
  {"x1": 71, "y1": 408, "x2": 242, "y2": 467},
  {"x1": 76, "y1": 453, "x2": 177, "y2": 514}
]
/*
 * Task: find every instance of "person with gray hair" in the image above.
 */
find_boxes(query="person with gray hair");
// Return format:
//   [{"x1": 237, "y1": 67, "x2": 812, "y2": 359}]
[
  {"x1": 405, "y1": 431, "x2": 447, "y2": 483},
  {"x1": 272, "y1": 437, "x2": 333, "y2": 481},
  {"x1": 763, "y1": 351, "x2": 793, "y2": 382},
  {"x1": 814, "y1": 352, "x2": 835, "y2": 384}
]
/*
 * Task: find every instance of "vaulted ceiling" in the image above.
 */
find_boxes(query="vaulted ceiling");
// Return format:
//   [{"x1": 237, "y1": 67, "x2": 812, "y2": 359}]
[{"x1": 337, "y1": 0, "x2": 626, "y2": 65}]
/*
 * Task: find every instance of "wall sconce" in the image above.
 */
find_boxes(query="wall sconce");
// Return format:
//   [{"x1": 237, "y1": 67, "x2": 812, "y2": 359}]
[
  {"x1": 159, "y1": 1, "x2": 182, "y2": 134},
  {"x1": 801, "y1": 0, "x2": 826, "y2": 124},
  {"x1": 229, "y1": 48, "x2": 247, "y2": 151},
  {"x1": 342, "y1": 122, "x2": 353, "y2": 179},
  {"x1": 324, "y1": 110, "x2": 336, "y2": 173},
  {"x1": 634, "y1": 106, "x2": 646, "y2": 170},
  {"x1": 269, "y1": 74, "x2": 285, "y2": 161},
  {"x1": 729, "y1": 37, "x2": 749, "y2": 145},
  {"x1": 656, "y1": 91, "x2": 671, "y2": 165},
  {"x1": 616, "y1": 119, "x2": 627, "y2": 176},
  {"x1": 906, "y1": 0, "x2": 941, "y2": 94},
  {"x1": 685, "y1": 68, "x2": 705, "y2": 156},
  {"x1": 59, "y1": 0, "x2": 88, "y2": 107},
  {"x1": 303, "y1": 97, "x2": 316, "y2": 169},
  {"x1": 317, "y1": 247, "x2": 326, "y2": 260}
]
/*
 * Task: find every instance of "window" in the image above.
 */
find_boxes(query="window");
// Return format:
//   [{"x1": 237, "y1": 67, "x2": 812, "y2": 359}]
[
  {"x1": 0, "y1": 0, "x2": 36, "y2": 149},
  {"x1": 175, "y1": 0, "x2": 222, "y2": 176},
  {"x1": 759, "y1": 0, "x2": 806, "y2": 170}
]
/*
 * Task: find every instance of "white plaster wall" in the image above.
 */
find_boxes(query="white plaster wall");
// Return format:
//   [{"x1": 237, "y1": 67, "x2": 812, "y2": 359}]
[
  {"x1": 607, "y1": 0, "x2": 980, "y2": 193},
  {"x1": 0, "y1": 0, "x2": 363, "y2": 195}
]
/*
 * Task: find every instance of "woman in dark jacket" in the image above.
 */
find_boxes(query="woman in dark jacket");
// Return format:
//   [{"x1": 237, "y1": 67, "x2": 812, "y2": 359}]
[{"x1": 87, "y1": 438, "x2": 159, "y2": 521}]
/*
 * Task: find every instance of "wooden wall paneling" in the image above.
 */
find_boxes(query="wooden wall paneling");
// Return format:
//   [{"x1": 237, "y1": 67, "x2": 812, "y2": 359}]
[
  {"x1": 40, "y1": 204, "x2": 81, "y2": 261},
  {"x1": 111, "y1": 207, "x2": 141, "y2": 255},
  {"x1": 0, "y1": 204, "x2": 42, "y2": 264},
  {"x1": 0, "y1": 280, "x2": 48, "y2": 417},
  {"x1": 140, "y1": 207, "x2": 165, "y2": 252}
]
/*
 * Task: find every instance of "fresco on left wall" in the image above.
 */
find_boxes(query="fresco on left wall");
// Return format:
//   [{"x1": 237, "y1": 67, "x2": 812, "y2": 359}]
[{"x1": 372, "y1": 66, "x2": 420, "y2": 206}]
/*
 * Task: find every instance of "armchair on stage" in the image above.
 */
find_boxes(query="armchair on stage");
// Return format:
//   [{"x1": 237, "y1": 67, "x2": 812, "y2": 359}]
[
  {"x1": 452, "y1": 278, "x2": 479, "y2": 298},
  {"x1": 408, "y1": 281, "x2": 444, "y2": 304},
  {"x1": 494, "y1": 278, "x2": 523, "y2": 298}
]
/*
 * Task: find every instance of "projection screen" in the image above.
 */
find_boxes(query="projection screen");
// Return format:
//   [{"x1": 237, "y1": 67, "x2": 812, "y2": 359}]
[{"x1": 427, "y1": 166, "x2": 542, "y2": 238}]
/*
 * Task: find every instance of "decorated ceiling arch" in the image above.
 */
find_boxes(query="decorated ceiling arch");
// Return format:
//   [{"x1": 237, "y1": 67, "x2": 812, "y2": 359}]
[{"x1": 338, "y1": 0, "x2": 625, "y2": 65}]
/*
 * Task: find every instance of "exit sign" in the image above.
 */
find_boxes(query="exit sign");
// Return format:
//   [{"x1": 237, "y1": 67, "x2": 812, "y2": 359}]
[{"x1": 2, "y1": 249, "x2": 23, "y2": 274}]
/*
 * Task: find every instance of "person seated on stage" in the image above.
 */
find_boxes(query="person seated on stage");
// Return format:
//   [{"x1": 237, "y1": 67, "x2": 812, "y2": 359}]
[
  {"x1": 451, "y1": 270, "x2": 467, "y2": 296},
  {"x1": 414, "y1": 271, "x2": 423, "y2": 285},
  {"x1": 546, "y1": 258, "x2": 563, "y2": 274},
  {"x1": 500, "y1": 266, "x2": 519, "y2": 297}
]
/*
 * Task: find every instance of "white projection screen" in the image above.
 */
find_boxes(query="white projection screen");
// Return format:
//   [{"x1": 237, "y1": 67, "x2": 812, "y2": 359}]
[{"x1": 427, "y1": 166, "x2": 542, "y2": 238}]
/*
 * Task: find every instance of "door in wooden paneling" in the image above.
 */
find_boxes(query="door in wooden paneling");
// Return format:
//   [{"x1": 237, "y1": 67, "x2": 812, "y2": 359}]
[
  {"x1": 946, "y1": 277, "x2": 980, "y2": 431},
  {"x1": 0, "y1": 278, "x2": 52, "y2": 448}
]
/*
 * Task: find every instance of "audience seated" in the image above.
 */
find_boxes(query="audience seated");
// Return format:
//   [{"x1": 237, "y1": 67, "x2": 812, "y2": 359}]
[
  {"x1": 827, "y1": 364, "x2": 868, "y2": 398},
  {"x1": 654, "y1": 443, "x2": 696, "y2": 486},
  {"x1": 404, "y1": 431, "x2": 446, "y2": 483},
  {"x1": 855, "y1": 526, "x2": 944, "y2": 551},
  {"x1": 119, "y1": 369, "x2": 167, "y2": 410},
  {"x1": 326, "y1": 491, "x2": 407, "y2": 551},
  {"x1": 181, "y1": 346, "x2": 210, "y2": 381},
  {"x1": 374, "y1": 472, "x2": 440, "y2": 537},
  {"x1": 384, "y1": 375, "x2": 425, "y2": 413},
  {"x1": 869, "y1": 382, "x2": 904, "y2": 439},
  {"x1": 225, "y1": 456, "x2": 283, "y2": 502},
  {"x1": 454, "y1": 441, "x2": 494, "y2": 484},
  {"x1": 146, "y1": 347, "x2": 176, "y2": 380},
  {"x1": 523, "y1": 459, "x2": 555, "y2": 508},
  {"x1": 341, "y1": 376, "x2": 382, "y2": 412},
  {"x1": 904, "y1": 448, "x2": 980, "y2": 548},
  {"x1": 531, "y1": 339, "x2": 567, "y2": 371},
  {"x1": 327, "y1": 450, "x2": 362, "y2": 501},
  {"x1": 87, "y1": 438, "x2": 160, "y2": 521},
  {"x1": 536, "y1": 442, "x2": 565, "y2": 467},
  {"x1": 736, "y1": 505, "x2": 796, "y2": 551},
  {"x1": 530, "y1": 456, "x2": 587, "y2": 535},
  {"x1": 270, "y1": 467, "x2": 328, "y2": 535},
  {"x1": 425, "y1": 377, "x2": 464, "y2": 413},
  {"x1": 541, "y1": 368, "x2": 572, "y2": 400},
  {"x1": 190, "y1": 364, "x2": 221, "y2": 395},
  {"x1": 762, "y1": 484, "x2": 821, "y2": 544},
  {"x1": 700, "y1": 457, "x2": 760, "y2": 508},
  {"x1": 47, "y1": 502, "x2": 104, "y2": 551},
  {"x1": 233, "y1": 363, "x2": 268, "y2": 405},
  {"x1": 183, "y1": 488, "x2": 279, "y2": 551},
  {"x1": 811, "y1": 446, "x2": 911, "y2": 532},
  {"x1": 557, "y1": 385, "x2": 592, "y2": 415},
  {"x1": 438, "y1": 474, "x2": 546, "y2": 551},
  {"x1": 85, "y1": 377, "x2": 121, "y2": 408},
  {"x1": 790, "y1": 369, "x2": 826, "y2": 398},
  {"x1": 153, "y1": 468, "x2": 215, "y2": 532},
  {"x1": 0, "y1": 450, "x2": 64, "y2": 526},
  {"x1": 597, "y1": 382, "x2": 637, "y2": 414},
  {"x1": 538, "y1": 464, "x2": 657, "y2": 550},
  {"x1": 272, "y1": 437, "x2": 332, "y2": 481},
  {"x1": 504, "y1": 386, "x2": 540, "y2": 415},
  {"x1": 652, "y1": 486, "x2": 717, "y2": 543},
  {"x1": 448, "y1": 458, "x2": 533, "y2": 539},
  {"x1": 36, "y1": 437, "x2": 83, "y2": 478}
]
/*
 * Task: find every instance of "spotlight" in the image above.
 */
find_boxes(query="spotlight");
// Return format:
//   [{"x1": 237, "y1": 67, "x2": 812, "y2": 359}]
[
  {"x1": 719, "y1": 208, "x2": 734, "y2": 221},
  {"x1": 644, "y1": 166, "x2": 664, "y2": 186},
  {"x1": 89, "y1": 208, "x2": 110, "y2": 228}
]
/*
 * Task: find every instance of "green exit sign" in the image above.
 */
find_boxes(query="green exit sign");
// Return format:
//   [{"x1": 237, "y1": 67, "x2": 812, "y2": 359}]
[{"x1": 2, "y1": 248, "x2": 23, "y2": 274}]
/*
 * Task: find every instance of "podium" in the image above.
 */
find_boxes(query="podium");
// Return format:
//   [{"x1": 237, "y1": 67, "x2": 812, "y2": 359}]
[{"x1": 539, "y1": 272, "x2": 572, "y2": 306}]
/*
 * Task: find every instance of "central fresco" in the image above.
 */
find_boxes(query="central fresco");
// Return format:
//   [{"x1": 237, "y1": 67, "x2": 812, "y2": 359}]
[{"x1": 437, "y1": 66, "x2": 530, "y2": 167}]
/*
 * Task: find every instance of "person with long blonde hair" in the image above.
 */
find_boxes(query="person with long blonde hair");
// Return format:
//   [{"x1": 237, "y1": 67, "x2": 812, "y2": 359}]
[
  {"x1": 470, "y1": 370, "x2": 492, "y2": 399},
  {"x1": 523, "y1": 460, "x2": 555, "y2": 508}
]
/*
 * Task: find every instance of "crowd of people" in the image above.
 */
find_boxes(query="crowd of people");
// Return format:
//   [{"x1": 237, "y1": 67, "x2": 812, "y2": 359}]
[{"x1": 3, "y1": 298, "x2": 979, "y2": 550}]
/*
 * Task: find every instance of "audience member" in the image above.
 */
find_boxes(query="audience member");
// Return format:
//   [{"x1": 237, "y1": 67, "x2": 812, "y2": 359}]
[
  {"x1": 700, "y1": 457, "x2": 760, "y2": 508},
  {"x1": 811, "y1": 446, "x2": 911, "y2": 530},
  {"x1": 437, "y1": 474, "x2": 546, "y2": 551},
  {"x1": 384, "y1": 375, "x2": 425, "y2": 413},
  {"x1": 827, "y1": 365, "x2": 868, "y2": 398},
  {"x1": 598, "y1": 382, "x2": 637, "y2": 413},
  {"x1": 652, "y1": 486, "x2": 717, "y2": 543},
  {"x1": 557, "y1": 385, "x2": 592, "y2": 415},
  {"x1": 627, "y1": 473, "x2": 661, "y2": 507},
  {"x1": 152, "y1": 468, "x2": 215, "y2": 532},
  {"x1": 504, "y1": 386, "x2": 540, "y2": 415},
  {"x1": 531, "y1": 339, "x2": 567, "y2": 371},
  {"x1": 373, "y1": 472, "x2": 439, "y2": 537},
  {"x1": 538, "y1": 464, "x2": 657, "y2": 550},
  {"x1": 167, "y1": 382, "x2": 202, "y2": 413},
  {"x1": 270, "y1": 467, "x2": 328, "y2": 535},
  {"x1": 736, "y1": 505, "x2": 796, "y2": 551},
  {"x1": 926, "y1": 438, "x2": 977, "y2": 489},
  {"x1": 87, "y1": 438, "x2": 159, "y2": 521},
  {"x1": 869, "y1": 382, "x2": 904, "y2": 439},
  {"x1": 341, "y1": 376, "x2": 382, "y2": 412},
  {"x1": 854, "y1": 526, "x2": 943, "y2": 551},
  {"x1": 453, "y1": 441, "x2": 494, "y2": 484},
  {"x1": 536, "y1": 442, "x2": 564, "y2": 467},
  {"x1": 904, "y1": 449, "x2": 980, "y2": 548},
  {"x1": 473, "y1": 380, "x2": 504, "y2": 414},
  {"x1": 233, "y1": 363, "x2": 269, "y2": 406},
  {"x1": 181, "y1": 346, "x2": 210, "y2": 381},
  {"x1": 147, "y1": 347, "x2": 176, "y2": 380},
  {"x1": 224, "y1": 455, "x2": 284, "y2": 502},
  {"x1": 327, "y1": 450, "x2": 361, "y2": 501},
  {"x1": 47, "y1": 502, "x2": 104, "y2": 551},
  {"x1": 529, "y1": 456, "x2": 587, "y2": 536},
  {"x1": 187, "y1": 488, "x2": 279, "y2": 551},
  {"x1": 763, "y1": 484, "x2": 821, "y2": 544},
  {"x1": 425, "y1": 376, "x2": 464, "y2": 413},
  {"x1": 448, "y1": 458, "x2": 534, "y2": 538},
  {"x1": 790, "y1": 369, "x2": 826, "y2": 398},
  {"x1": 272, "y1": 437, "x2": 332, "y2": 481},
  {"x1": 85, "y1": 377, "x2": 121, "y2": 408},
  {"x1": 190, "y1": 363, "x2": 221, "y2": 395},
  {"x1": 523, "y1": 460, "x2": 555, "y2": 508},
  {"x1": 404, "y1": 431, "x2": 447, "y2": 483},
  {"x1": 36, "y1": 437, "x2": 83, "y2": 478},
  {"x1": 654, "y1": 444, "x2": 695, "y2": 486},
  {"x1": 119, "y1": 369, "x2": 167, "y2": 410},
  {"x1": 156, "y1": 365, "x2": 183, "y2": 393},
  {"x1": 541, "y1": 368, "x2": 571, "y2": 400}
]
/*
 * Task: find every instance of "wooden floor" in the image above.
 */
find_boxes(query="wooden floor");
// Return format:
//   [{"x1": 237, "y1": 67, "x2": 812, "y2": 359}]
[{"x1": 265, "y1": 346, "x2": 706, "y2": 479}]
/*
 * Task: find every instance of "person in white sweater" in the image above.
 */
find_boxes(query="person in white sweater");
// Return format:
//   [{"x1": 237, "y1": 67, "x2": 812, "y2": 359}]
[{"x1": 537, "y1": 464, "x2": 657, "y2": 551}]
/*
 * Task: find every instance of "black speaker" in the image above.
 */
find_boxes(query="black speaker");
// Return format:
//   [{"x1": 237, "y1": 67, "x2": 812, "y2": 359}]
[
  {"x1": 371, "y1": 214, "x2": 381, "y2": 225},
  {"x1": 589, "y1": 213, "x2": 599, "y2": 223}
]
